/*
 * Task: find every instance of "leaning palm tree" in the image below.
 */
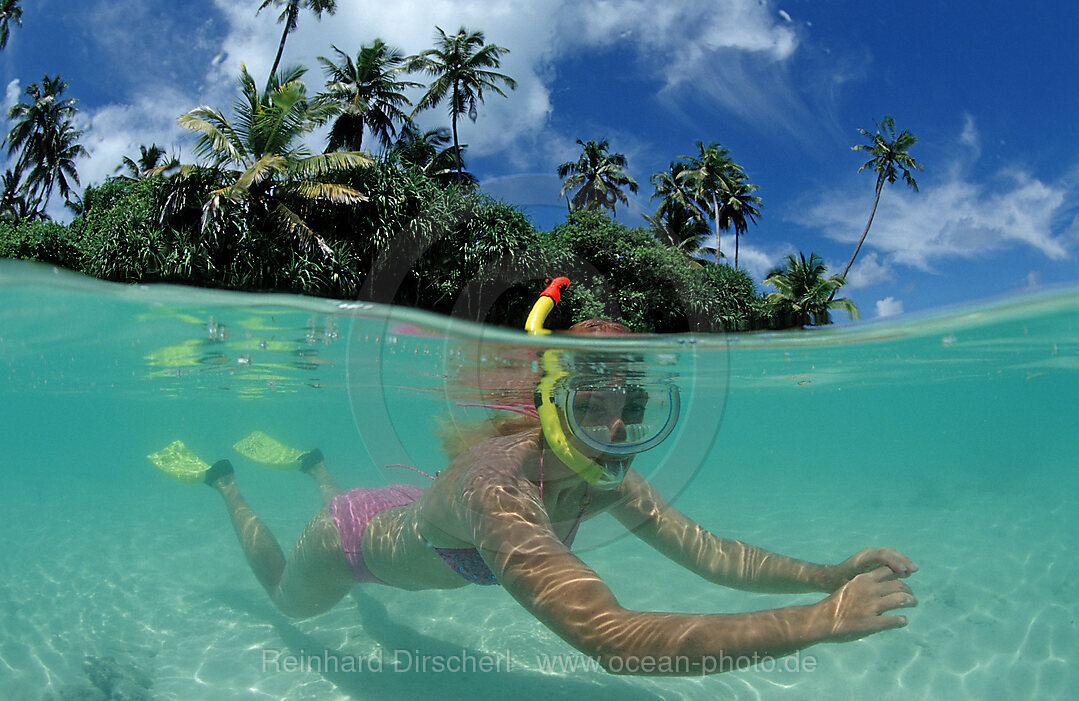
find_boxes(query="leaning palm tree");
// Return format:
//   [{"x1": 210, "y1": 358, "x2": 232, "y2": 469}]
[
  {"x1": 318, "y1": 40, "x2": 422, "y2": 152},
  {"x1": 557, "y1": 138, "x2": 639, "y2": 215},
  {"x1": 257, "y1": 0, "x2": 337, "y2": 83},
  {"x1": 175, "y1": 64, "x2": 369, "y2": 256},
  {"x1": 839, "y1": 115, "x2": 922, "y2": 282},
  {"x1": 764, "y1": 252, "x2": 859, "y2": 328},
  {"x1": 4, "y1": 75, "x2": 86, "y2": 212},
  {"x1": 409, "y1": 26, "x2": 516, "y2": 177},
  {"x1": 678, "y1": 141, "x2": 738, "y2": 266},
  {"x1": 0, "y1": 0, "x2": 22, "y2": 50}
]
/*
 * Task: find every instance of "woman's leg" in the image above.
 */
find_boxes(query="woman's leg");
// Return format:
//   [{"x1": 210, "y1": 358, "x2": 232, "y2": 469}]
[
  {"x1": 299, "y1": 449, "x2": 343, "y2": 508},
  {"x1": 207, "y1": 460, "x2": 354, "y2": 618}
]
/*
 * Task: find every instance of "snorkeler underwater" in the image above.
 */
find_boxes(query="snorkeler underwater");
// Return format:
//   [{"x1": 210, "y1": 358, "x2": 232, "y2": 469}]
[{"x1": 145, "y1": 278, "x2": 919, "y2": 677}]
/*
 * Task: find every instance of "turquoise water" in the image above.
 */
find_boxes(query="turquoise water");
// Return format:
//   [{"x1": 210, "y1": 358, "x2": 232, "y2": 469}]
[{"x1": 1, "y1": 258, "x2": 1076, "y2": 700}]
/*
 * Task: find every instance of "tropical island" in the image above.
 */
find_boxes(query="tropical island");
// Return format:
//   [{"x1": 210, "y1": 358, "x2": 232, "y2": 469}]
[{"x1": 0, "y1": 1, "x2": 921, "y2": 332}]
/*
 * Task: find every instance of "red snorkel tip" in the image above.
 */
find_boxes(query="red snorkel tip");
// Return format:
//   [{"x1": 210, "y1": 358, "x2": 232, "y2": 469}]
[{"x1": 541, "y1": 276, "x2": 571, "y2": 304}]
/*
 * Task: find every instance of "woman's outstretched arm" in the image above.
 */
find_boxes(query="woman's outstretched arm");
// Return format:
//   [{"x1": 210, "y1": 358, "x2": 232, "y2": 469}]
[
  {"x1": 605, "y1": 470, "x2": 917, "y2": 593},
  {"x1": 463, "y1": 473, "x2": 916, "y2": 676}
]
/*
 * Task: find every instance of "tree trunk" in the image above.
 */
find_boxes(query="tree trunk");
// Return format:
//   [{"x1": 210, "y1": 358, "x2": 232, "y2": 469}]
[
  {"x1": 451, "y1": 82, "x2": 463, "y2": 178},
  {"x1": 268, "y1": 23, "x2": 290, "y2": 84},
  {"x1": 841, "y1": 182, "x2": 883, "y2": 281},
  {"x1": 829, "y1": 181, "x2": 883, "y2": 302},
  {"x1": 734, "y1": 231, "x2": 740, "y2": 270},
  {"x1": 712, "y1": 196, "x2": 720, "y2": 266}
]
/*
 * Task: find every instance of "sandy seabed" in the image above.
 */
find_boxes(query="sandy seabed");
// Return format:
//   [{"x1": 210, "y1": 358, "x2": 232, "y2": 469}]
[{"x1": 2, "y1": 466, "x2": 1075, "y2": 701}]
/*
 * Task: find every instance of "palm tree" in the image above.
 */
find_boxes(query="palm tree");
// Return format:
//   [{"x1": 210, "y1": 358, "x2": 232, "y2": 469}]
[
  {"x1": 648, "y1": 160, "x2": 707, "y2": 248},
  {"x1": 677, "y1": 141, "x2": 738, "y2": 266},
  {"x1": 839, "y1": 115, "x2": 922, "y2": 282},
  {"x1": 26, "y1": 116, "x2": 84, "y2": 209},
  {"x1": 764, "y1": 252, "x2": 859, "y2": 328},
  {"x1": 557, "y1": 138, "x2": 639, "y2": 215},
  {"x1": 257, "y1": 0, "x2": 337, "y2": 83},
  {"x1": 642, "y1": 208, "x2": 709, "y2": 257},
  {"x1": 389, "y1": 123, "x2": 475, "y2": 187},
  {"x1": 115, "y1": 144, "x2": 168, "y2": 180},
  {"x1": 409, "y1": 26, "x2": 516, "y2": 177},
  {"x1": 0, "y1": 169, "x2": 43, "y2": 221},
  {"x1": 4, "y1": 75, "x2": 86, "y2": 213},
  {"x1": 318, "y1": 41, "x2": 422, "y2": 152},
  {"x1": 0, "y1": 0, "x2": 22, "y2": 50},
  {"x1": 717, "y1": 169, "x2": 761, "y2": 270},
  {"x1": 175, "y1": 64, "x2": 369, "y2": 256}
]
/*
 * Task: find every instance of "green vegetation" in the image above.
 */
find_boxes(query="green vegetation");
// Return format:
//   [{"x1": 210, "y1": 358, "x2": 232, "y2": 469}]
[
  {"x1": 536, "y1": 210, "x2": 766, "y2": 332},
  {"x1": 0, "y1": 6, "x2": 923, "y2": 332},
  {"x1": 764, "y1": 252, "x2": 859, "y2": 328},
  {"x1": 175, "y1": 64, "x2": 369, "y2": 258}
]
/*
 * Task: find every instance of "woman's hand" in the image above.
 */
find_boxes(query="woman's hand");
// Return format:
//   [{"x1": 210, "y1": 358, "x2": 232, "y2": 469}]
[
  {"x1": 816, "y1": 566, "x2": 918, "y2": 642},
  {"x1": 827, "y1": 547, "x2": 917, "y2": 590}
]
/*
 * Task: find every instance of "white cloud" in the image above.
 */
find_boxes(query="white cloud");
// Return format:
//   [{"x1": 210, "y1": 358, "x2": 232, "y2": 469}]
[
  {"x1": 874, "y1": 296, "x2": 903, "y2": 318},
  {"x1": 78, "y1": 89, "x2": 194, "y2": 191},
  {"x1": 807, "y1": 168, "x2": 1073, "y2": 272},
  {"x1": 4, "y1": 79, "x2": 20, "y2": 113},
  {"x1": 734, "y1": 243, "x2": 785, "y2": 281},
  {"x1": 959, "y1": 113, "x2": 978, "y2": 149},
  {"x1": 838, "y1": 250, "x2": 894, "y2": 289}
]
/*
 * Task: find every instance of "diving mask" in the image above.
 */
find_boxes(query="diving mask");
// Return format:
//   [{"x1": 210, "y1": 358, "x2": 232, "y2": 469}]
[
  {"x1": 526, "y1": 278, "x2": 680, "y2": 490},
  {"x1": 559, "y1": 380, "x2": 680, "y2": 458}
]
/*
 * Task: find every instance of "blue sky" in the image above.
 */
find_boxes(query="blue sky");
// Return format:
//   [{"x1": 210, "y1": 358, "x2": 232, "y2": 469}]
[{"x1": 3, "y1": 0, "x2": 1077, "y2": 319}]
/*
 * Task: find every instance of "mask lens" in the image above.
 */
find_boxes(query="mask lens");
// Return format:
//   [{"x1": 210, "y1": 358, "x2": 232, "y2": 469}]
[{"x1": 565, "y1": 383, "x2": 679, "y2": 456}]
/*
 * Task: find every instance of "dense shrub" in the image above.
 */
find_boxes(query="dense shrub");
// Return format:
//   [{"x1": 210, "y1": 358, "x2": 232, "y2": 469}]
[
  {"x1": 0, "y1": 219, "x2": 83, "y2": 270},
  {"x1": 533, "y1": 210, "x2": 768, "y2": 332},
  {"x1": 1, "y1": 164, "x2": 779, "y2": 332}
]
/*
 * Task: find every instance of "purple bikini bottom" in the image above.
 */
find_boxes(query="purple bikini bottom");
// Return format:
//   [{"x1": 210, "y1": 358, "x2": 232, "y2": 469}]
[{"x1": 329, "y1": 484, "x2": 424, "y2": 585}]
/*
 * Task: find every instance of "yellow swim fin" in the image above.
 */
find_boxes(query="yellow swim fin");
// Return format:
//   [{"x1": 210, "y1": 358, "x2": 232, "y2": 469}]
[
  {"x1": 232, "y1": 431, "x2": 305, "y2": 470},
  {"x1": 147, "y1": 440, "x2": 212, "y2": 484}
]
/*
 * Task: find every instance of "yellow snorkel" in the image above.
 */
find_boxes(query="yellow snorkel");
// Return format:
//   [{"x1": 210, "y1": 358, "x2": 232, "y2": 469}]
[
  {"x1": 525, "y1": 277, "x2": 569, "y2": 335},
  {"x1": 526, "y1": 278, "x2": 607, "y2": 485}
]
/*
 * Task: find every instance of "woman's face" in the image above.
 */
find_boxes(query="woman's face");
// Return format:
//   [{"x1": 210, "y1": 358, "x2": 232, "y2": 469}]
[{"x1": 569, "y1": 388, "x2": 630, "y2": 451}]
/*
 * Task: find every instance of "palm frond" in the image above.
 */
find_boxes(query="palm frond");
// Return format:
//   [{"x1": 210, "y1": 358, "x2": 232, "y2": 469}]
[
  {"x1": 272, "y1": 200, "x2": 334, "y2": 257},
  {"x1": 290, "y1": 150, "x2": 372, "y2": 178},
  {"x1": 287, "y1": 180, "x2": 367, "y2": 204}
]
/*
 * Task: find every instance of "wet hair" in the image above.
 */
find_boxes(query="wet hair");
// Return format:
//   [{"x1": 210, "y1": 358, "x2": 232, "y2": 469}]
[{"x1": 566, "y1": 318, "x2": 632, "y2": 336}]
